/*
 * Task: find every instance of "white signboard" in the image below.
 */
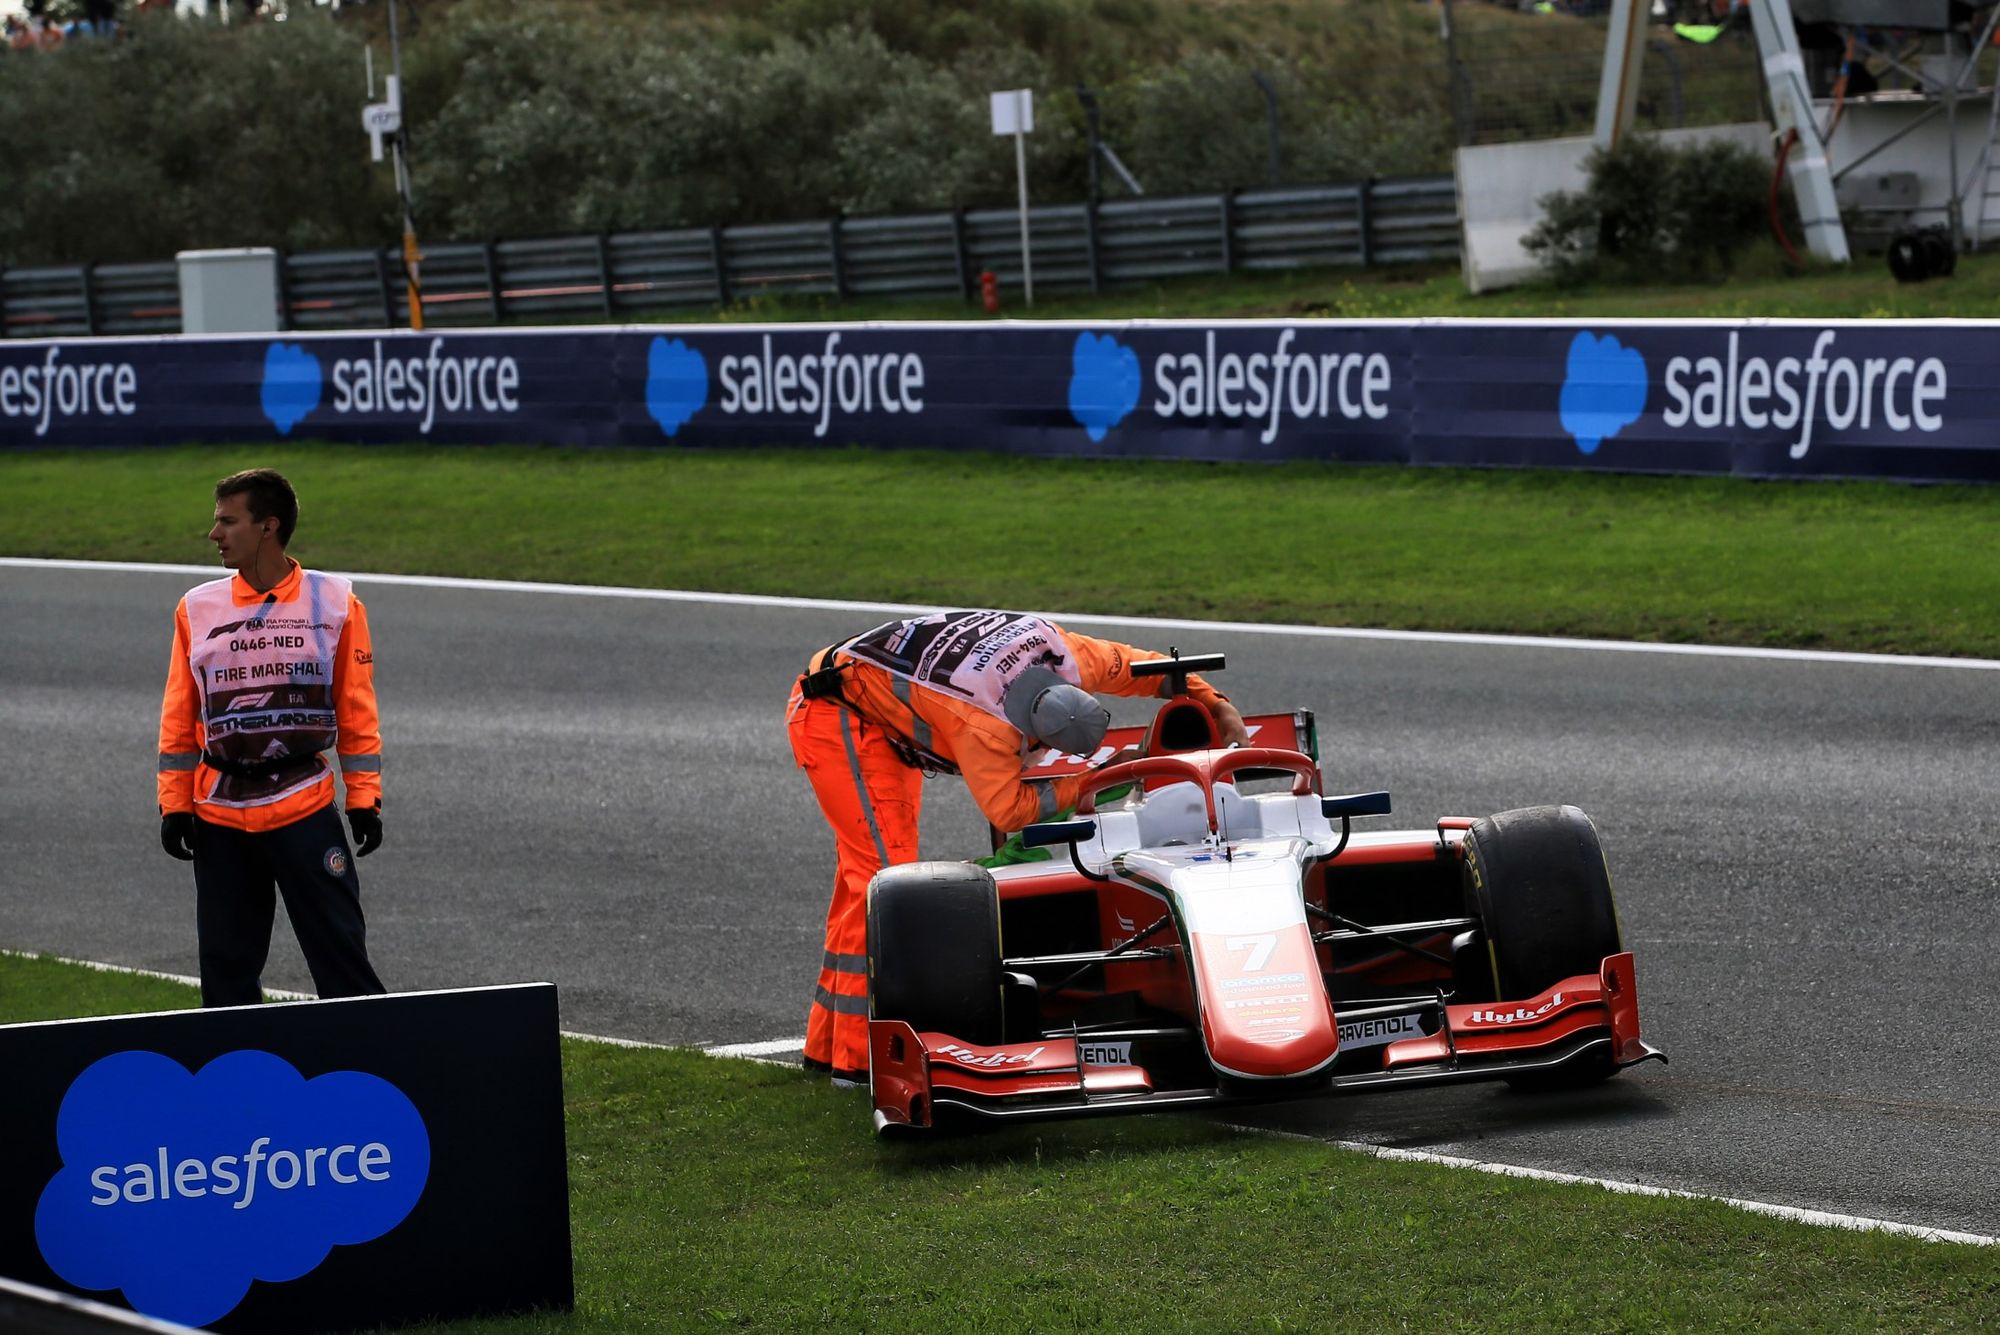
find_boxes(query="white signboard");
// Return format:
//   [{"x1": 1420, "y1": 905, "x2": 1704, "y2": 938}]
[
  {"x1": 362, "y1": 74, "x2": 404, "y2": 163},
  {"x1": 990, "y1": 89, "x2": 1033, "y2": 137}
]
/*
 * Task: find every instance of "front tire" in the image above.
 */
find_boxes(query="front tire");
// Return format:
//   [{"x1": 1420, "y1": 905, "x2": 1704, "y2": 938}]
[
  {"x1": 867, "y1": 861, "x2": 1004, "y2": 1046},
  {"x1": 1460, "y1": 805, "x2": 1624, "y2": 1089}
]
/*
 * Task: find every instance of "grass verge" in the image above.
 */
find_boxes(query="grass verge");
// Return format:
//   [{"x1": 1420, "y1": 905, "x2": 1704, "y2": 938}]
[
  {"x1": 3, "y1": 953, "x2": 1995, "y2": 1333},
  {"x1": 2, "y1": 443, "x2": 1995, "y2": 659}
]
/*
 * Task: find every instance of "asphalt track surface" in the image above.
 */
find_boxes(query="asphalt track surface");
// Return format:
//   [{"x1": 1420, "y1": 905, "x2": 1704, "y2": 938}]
[{"x1": 4, "y1": 561, "x2": 1999, "y2": 1239}]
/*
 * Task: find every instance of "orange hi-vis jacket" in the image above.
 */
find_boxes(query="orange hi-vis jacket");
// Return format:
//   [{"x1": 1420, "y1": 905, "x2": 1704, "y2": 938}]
[
  {"x1": 157, "y1": 560, "x2": 382, "y2": 833},
  {"x1": 811, "y1": 616, "x2": 1231, "y2": 833}
]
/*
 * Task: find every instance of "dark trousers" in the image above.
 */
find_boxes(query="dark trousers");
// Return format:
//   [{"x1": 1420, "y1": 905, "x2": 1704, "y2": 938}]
[{"x1": 192, "y1": 805, "x2": 386, "y2": 1007}]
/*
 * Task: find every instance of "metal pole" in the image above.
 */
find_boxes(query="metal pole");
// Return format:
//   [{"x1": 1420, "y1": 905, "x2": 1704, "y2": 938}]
[
  {"x1": 1076, "y1": 85, "x2": 1102, "y2": 208},
  {"x1": 1253, "y1": 71, "x2": 1281, "y2": 185},
  {"x1": 1945, "y1": 29, "x2": 1962, "y2": 246},
  {"x1": 1593, "y1": 0, "x2": 1650, "y2": 148},
  {"x1": 387, "y1": 0, "x2": 423, "y2": 331},
  {"x1": 1748, "y1": 0, "x2": 1852, "y2": 263},
  {"x1": 1439, "y1": 0, "x2": 1472, "y2": 148},
  {"x1": 1015, "y1": 124, "x2": 1034, "y2": 307}
]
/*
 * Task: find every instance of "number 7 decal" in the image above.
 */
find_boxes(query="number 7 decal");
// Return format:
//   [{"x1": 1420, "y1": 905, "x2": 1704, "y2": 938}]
[{"x1": 1226, "y1": 933, "x2": 1277, "y2": 973}]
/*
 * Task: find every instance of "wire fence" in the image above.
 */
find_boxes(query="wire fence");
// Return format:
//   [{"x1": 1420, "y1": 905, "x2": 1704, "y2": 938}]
[{"x1": 1441, "y1": 1, "x2": 1767, "y2": 146}]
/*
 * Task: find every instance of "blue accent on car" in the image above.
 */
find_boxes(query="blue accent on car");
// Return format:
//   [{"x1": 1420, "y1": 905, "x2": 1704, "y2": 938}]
[{"x1": 1321, "y1": 791, "x2": 1392, "y2": 819}]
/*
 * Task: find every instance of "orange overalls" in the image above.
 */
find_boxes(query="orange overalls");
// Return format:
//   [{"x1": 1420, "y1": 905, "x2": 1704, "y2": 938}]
[
  {"x1": 158, "y1": 560, "x2": 385, "y2": 1005},
  {"x1": 786, "y1": 612, "x2": 1230, "y2": 1078}
]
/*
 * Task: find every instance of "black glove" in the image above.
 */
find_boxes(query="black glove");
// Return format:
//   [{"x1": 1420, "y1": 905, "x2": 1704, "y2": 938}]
[
  {"x1": 160, "y1": 811, "x2": 195, "y2": 861},
  {"x1": 347, "y1": 808, "x2": 383, "y2": 858}
]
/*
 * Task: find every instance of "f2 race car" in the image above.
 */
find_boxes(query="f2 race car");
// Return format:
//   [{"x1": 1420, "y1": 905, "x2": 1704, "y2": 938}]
[{"x1": 864, "y1": 653, "x2": 1664, "y2": 1134}]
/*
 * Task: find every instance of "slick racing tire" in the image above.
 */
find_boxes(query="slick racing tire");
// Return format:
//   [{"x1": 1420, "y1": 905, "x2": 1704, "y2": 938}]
[
  {"x1": 867, "y1": 861, "x2": 1005, "y2": 1046},
  {"x1": 1460, "y1": 804, "x2": 1624, "y2": 1090}
]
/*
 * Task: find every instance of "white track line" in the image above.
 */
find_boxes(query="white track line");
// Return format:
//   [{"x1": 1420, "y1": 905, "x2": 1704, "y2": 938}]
[
  {"x1": 705, "y1": 1037, "x2": 815, "y2": 1057},
  {"x1": 6, "y1": 950, "x2": 1992, "y2": 1249},
  {"x1": 4, "y1": 557, "x2": 1994, "y2": 672},
  {"x1": 1329, "y1": 1142, "x2": 1998, "y2": 1248},
  {"x1": 0, "y1": 951, "x2": 768, "y2": 1051}
]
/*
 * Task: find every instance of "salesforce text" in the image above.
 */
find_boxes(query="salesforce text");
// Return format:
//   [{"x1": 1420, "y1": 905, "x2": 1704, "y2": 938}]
[
  {"x1": 1661, "y1": 329, "x2": 1945, "y2": 459},
  {"x1": 716, "y1": 333, "x2": 925, "y2": 436},
  {"x1": 1153, "y1": 329, "x2": 1391, "y2": 444},
  {"x1": 87, "y1": 1137, "x2": 392, "y2": 1210},
  {"x1": 329, "y1": 339, "x2": 522, "y2": 433},
  {"x1": 0, "y1": 347, "x2": 139, "y2": 437}
]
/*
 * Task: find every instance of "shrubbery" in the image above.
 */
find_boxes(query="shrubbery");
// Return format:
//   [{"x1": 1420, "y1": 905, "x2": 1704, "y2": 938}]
[
  {"x1": 0, "y1": 0, "x2": 1448, "y2": 266},
  {"x1": 1522, "y1": 134, "x2": 1774, "y2": 284},
  {"x1": 0, "y1": 15, "x2": 391, "y2": 265}
]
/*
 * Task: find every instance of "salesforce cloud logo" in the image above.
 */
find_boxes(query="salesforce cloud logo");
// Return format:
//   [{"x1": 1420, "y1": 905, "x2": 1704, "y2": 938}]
[
  {"x1": 261, "y1": 342, "x2": 324, "y2": 437},
  {"x1": 34, "y1": 1049, "x2": 430, "y2": 1328},
  {"x1": 1068, "y1": 332, "x2": 1141, "y2": 442},
  {"x1": 646, "y1": 336, "x2": 708, "y2": 438},
  {"x1": 1559, "y1": 331, "x2": 1648, "y2": 455}
]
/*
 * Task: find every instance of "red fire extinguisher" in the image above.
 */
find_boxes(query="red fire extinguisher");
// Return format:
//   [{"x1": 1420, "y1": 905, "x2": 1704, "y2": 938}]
[{"x1": 979, "y1": 269, "x2": 1000, "y2": 315}]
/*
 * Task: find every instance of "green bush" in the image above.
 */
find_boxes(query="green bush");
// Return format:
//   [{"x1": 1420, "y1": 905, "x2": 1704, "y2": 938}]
[
  {"x1": 1523, "y1": 133, "x2": 1774, "y2": 285},
  {"x1": 0, "y1": 0, "x2": 1472, "y2": 266},
  {"x1": 0, "y1": 11, "x2": 396, "y2": 264}
]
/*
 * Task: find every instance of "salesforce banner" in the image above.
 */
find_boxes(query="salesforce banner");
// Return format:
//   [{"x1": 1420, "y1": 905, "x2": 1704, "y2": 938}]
[
  {"x1": 0, "y1": 319, "x2": 1993, "y2": 482},
  {"x1": 0, "y1": 984, "x2": 571, "y2": 1331}
]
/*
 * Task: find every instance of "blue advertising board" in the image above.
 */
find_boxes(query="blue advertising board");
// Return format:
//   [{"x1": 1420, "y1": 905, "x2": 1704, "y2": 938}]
[
  {"x1": 1, "y1": 319, "x2": 1993, "y2": 482},
  {"x1": 0, "y1": 984, "x2": 571, "y2": 1332}
]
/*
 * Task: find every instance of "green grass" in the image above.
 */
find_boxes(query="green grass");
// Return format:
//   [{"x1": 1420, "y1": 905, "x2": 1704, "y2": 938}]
[
  {"x1": 3, "y1": 442, "x2": 1994, "y2": 659},
  {"x1": 5, "y1": 953, "x2": 1996, "y2": 1333}
]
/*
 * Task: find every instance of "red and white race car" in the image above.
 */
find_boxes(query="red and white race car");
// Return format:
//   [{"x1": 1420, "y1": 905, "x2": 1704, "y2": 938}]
[{"x1": 864, "y1": 652, "x2": 1665, "y2": 1134}]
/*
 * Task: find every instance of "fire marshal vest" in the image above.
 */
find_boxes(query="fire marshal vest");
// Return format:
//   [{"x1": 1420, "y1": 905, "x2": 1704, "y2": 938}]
[{"x1": 182, "y1": 571, "x2": 349, "y2": 810}]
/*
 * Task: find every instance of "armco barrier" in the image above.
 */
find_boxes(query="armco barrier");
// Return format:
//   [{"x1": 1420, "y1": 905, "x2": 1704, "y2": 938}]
[
  {"x1": 0, "y1": 177, "x2": 1459, "y2": 338},
  {"x1": 0, "y1": 319, "x2": 1993, "y2": 483}
]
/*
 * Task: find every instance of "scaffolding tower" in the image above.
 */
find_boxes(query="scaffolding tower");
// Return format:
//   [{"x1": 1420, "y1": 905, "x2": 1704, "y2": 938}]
[{"x1": 1751, "y1": 0, "x2": 2000, "y2": 255}]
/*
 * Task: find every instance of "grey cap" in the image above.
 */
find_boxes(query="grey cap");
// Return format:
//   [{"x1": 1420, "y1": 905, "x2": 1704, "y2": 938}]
[{"x1": 1002, "y1": 665, "x2": 1111, "y2": 755}]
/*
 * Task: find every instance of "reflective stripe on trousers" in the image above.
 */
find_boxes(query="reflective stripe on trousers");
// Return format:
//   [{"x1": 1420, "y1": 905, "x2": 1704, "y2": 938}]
[{"x1": 786, "y1": 688, "x2": 923, "y2": 1074}]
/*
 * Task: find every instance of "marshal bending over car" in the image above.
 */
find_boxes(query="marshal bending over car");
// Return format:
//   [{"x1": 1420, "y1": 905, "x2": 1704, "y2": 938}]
[{"x1": 864, "y1": 652, "x2": 1664, "y2": 1135}]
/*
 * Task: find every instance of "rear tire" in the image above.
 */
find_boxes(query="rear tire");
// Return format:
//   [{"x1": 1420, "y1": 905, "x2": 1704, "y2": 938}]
[
  {"x1": 867, "y1": 861, "x2": 1004, "y2": 1046},
  {"x1": 1460, "y1": 805, "x2": 1623, "y2": 1089}
]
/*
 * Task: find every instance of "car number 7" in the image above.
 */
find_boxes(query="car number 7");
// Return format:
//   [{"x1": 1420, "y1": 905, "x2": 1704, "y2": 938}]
[{"x1": 1225, "y1": 933, "x2": 1277, "y2": 973}]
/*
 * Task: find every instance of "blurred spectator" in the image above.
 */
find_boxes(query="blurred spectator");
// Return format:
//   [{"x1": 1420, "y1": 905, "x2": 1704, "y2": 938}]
[{"x1": 78, "y1": 0, "x2": 120, "y2": 31}]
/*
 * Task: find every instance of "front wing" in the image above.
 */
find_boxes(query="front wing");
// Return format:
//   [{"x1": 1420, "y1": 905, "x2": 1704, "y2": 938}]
[{"x1": 868, "y1": 952, "x2": 1665, "y2": 1134}]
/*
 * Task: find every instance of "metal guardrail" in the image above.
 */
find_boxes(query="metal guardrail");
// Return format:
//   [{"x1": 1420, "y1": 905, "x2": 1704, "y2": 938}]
[{"x1": 0, "y1": 175, "x2": 1458, "y2": 338}]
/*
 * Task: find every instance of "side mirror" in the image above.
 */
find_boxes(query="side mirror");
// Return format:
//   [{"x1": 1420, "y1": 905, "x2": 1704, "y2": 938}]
[
  {"x1": 1322, "y1": 791, "x2": 1392, "y2": 819},
  {"x1": 1022, "y1": 819, "x2": 1098, "y2": 849}
]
